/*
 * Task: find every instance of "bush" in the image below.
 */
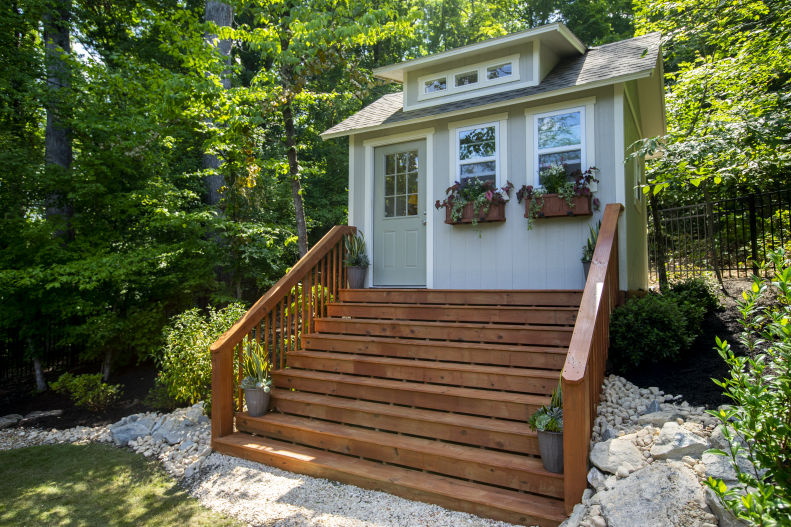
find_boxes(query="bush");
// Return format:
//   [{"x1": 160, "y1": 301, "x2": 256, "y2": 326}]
[
  {"x1": 666, "y1": 275, "x2": 723, "y2": 312},
  {"x1": 152, "y1": 303, "x2": 247, "y2": 415},
  {"x1": 609, "y1": 293, "x2": 694, "y2": 371},
  {"x1": 51, "y1": 373, "x2": 123, "y2": 411},
  {"x1": 705, "y1": 250, "x2": 791, "y2": 525}
]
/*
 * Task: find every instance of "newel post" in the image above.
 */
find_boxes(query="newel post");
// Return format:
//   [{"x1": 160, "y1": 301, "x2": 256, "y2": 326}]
[
  {"x1": 210, "y1": 343, "x2": 234, "y2": 445},
  {"x1": 563, "y1": 374, "x2": 591, "y2": 514}
]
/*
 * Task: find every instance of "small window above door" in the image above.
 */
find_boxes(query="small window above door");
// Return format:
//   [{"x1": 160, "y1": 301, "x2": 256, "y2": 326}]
[{"x1": 416, "y1": 54, "x2": 520, "y2": 102}]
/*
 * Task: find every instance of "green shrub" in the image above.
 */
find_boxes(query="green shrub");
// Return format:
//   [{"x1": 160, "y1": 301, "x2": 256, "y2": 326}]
[
  {"x1": 609, "y1": 293, "x2": 693, "y2": 371},
  {"x1": 663, "y1": 289, "x2": 708, "y2": 337},
  {"x1": 666, "y1": 275, "x2": 723, "y2": 312},
  {"x1": 152, "y1": 303, "x2": 247, "y2": 415},
  {"x1": 51, "y1": 373, "x2": 123, "y2": 411},
  {"x1": 705, "y1": 250, "x2": 791, "y2": 525}
]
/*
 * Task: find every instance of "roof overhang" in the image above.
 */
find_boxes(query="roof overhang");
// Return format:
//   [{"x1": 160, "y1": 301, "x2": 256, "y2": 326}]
[
  {"x1": 635, "y1": 51, "x2": 667, "y2": 138},
  {"x1": 373, "y1": 22, "x2": 587, "y2": 83}
]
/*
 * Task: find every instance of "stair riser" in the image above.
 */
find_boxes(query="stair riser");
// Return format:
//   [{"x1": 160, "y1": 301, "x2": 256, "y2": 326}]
[
  {"x1": 327, "y1": 304, "x2": 577, "y2": 325},
  {"x1": 314, "y1": 320, "x2": 572, "y2": 347},
  {"x1": 213, "y1": 437, "x2": 563, "y2": 527},
  {"x1": 288, "y1": 355, "x2": 556, "y2": 394},
  {"x1": 303, "y1": 336, "x2": 568, "y2": 370},
  {"x1": 273, "y1": 373, "x2": 543, "y2": 419},
  {"x1": 339, "y1": 289, "x2": 582, "y2": 307},
  {"x1": 270, "y1": 395, "x2": 540, "y2": 455},
  {"x1": 237, "y1": 417, "x2": 564, "y2": 498}
]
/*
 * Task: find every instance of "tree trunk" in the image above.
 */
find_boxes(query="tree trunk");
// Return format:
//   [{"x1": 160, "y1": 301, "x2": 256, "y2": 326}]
[
  {"x1": 101, "y1": 349, "x2": 113, "y2": 381},
  {"x1": 280, "y1": 28, "x2": 309, "y2": 258},
  {"x1": 203, "y1": 1, "x2": 234, "y2": 206},
  {"x1": 43, "y1": 0, "x2": 73, "y2": 229},
  {"x1": 648, "y1": 185, "x2": 669, "y2": 288},
  {"x1": 702, "y1": 181, "x2": 724, "y2": 286},
  {"x1": 28, "y1": 337, "x2": 48, "y2": 391}
]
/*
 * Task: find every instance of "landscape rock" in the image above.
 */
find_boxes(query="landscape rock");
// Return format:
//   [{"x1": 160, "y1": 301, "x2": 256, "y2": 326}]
[
  {"x1": 110, "y1": 416, "x2": 155, "y2": 446},
  {"x1": 185, "y1": 407, "x2": 203, "y2": 421},
  {"x1": 705, "y1": 488, "x2": 750, "y2": 527},
  {"x1": 637, "y1": 411, "x2": 684, "y2": 427},
  {"x1": 589, "y1": 438, "x2": 646, "y2": 474},
  {"x1": 702, "y1": 452, "x2": 756, "y2": 483},
  {"x1": 164, "y1": 418, "x2": 197, "y2": 445},
  {"x1": 592, "y1": 460, "x2": 706, "y2": 527},
  {"x1": 643, "y1": 400, "x2": 662, "y2": 414},
  {"x1": 709, "y1": 424, "x2": 746, "y2": 451},
  {"x1": 20, "y1": 410, "x2": 63, "y2": 422},
  {"x1": 559, "y1": 503, "x2": 587, "y2": 527},
  {"x1": 587, "y1": 466, "x2": 607, "y2": 489},
  {"x1": 0, "y1": 414, "x2": 23, "y2": 429},
  {"x1": 601, "y1": 428, "x2": 616, "y2": 441},
  {"x1": 650, "y1": 422, "x2": 709, "y2": 460}
]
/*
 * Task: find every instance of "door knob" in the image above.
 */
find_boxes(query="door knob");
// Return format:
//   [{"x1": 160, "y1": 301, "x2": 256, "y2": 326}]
[{"x1": 422, "y1": 220, "x2": 427, "y2": 225}]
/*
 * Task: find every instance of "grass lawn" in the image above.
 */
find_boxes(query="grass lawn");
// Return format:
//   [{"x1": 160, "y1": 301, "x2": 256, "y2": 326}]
[{"x1": 0, "y1": 443, "x2": 241, "y2": 527}]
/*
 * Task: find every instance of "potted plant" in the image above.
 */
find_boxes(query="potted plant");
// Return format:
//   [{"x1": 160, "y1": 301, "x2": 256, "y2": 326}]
[
  {"x1": 344, "y1": 231, "x2": 369, "y2": 289},
  {"x1": 581, "y1": 220, "x2": 601, "y2": 281},
  {"x1": 240, "y1": 342, "x2": 272, "y2": 417},
  {"x1": 517, "y1": 165, "x2": 599, "y2": 228},
  {"x1": 527, "y1": 379, "x2": 564, "y2": 474},
  {"x1": 435, "y1": 178, "x2": 514, "y2": 237}
]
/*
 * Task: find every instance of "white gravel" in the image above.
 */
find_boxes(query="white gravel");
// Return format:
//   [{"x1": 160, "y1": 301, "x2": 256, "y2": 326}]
[{"x1": 189, "y1": 452, "x2": 520, "y2": 527}]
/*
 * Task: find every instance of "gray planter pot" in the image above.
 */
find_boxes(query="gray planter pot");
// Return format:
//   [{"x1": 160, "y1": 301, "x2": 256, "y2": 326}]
[
  {"x1": 346, "y1": 266, "x2": 367, "y2": 289},
  {"x1": 582, "y1": 260, "x2": 592, "y2": 282},
  {"x1": 244, "y1": 388, "x2": 270, "y2": 418},
  {"x1": 537, "y1": 430, "x2": 564, "y2": 474}
]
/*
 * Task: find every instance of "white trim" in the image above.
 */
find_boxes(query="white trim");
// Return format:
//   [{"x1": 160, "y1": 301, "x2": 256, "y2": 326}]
[
  {"x1": 447, "y1": 112, "x2": 509, "y2": 131},
  {"x1": 614, "y1": 82, "x2": 628, "y2": 290},
  {"x1": 321, "y1": 70, "x2": 652, "y2": 140},
  {"x1": 372, "y1": 22, "x2": 586, "y2": 82},
  {"x1": 348, "y1": 135, "x2": 355, "y2": 227},
  {"x1": 416, "y1": 54, "x2": 521, "y2": 102},
  {"x1": 623, "y1": 87, "x2": 643, "y2": 138},
  {"x1": 524, "y1": 97, "x2": 596, "y2": 189},
  {"x1": 362, "y1": 128, "x2": 435, "y2": 288},
  {"x1": 532, "y1": 39, "x2": 541, "y2": 84}
]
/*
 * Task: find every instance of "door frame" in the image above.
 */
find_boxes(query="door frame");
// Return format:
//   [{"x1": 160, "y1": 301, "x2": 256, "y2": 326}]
[{"x1": 363, "y1": 128, "x2": 435, "y2": 288}]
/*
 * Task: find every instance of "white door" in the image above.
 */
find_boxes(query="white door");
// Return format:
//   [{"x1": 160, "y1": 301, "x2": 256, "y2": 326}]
[{"x1": 373, "y1": 140, "x2": 427, "y2": 286}]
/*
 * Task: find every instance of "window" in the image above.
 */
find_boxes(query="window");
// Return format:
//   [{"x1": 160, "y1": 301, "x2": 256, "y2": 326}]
[
  {"x1": 424, "y1": 77, "x2": 447, "y2": 94},
  {"x1": 383, "y1": 150, "x2": 419, "y2": 218},
  {"x1": 534, "y1": 106, "x2": 585, "y2": 187},
  {"x1": 486, "y1": 62, "x2": 512, "y2": 80},
  {"x1": 456, "y1": 122, "x2": 499, "y2": 186},
  {"x1": 454, "y1": 70, "x2": 478, "y2": 87}
]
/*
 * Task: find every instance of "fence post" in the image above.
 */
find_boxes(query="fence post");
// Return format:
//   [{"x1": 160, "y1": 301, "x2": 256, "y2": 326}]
[{"x1": 748, "y1": 194, "x2": 759, "y2": 276}]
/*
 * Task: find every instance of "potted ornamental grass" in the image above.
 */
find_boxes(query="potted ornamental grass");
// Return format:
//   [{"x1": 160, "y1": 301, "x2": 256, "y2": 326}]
[
  {"x1": 581, "y1": 220, "x2": 601, "y2": 281},
  {"x1": 435, "y1": 177, "x2": 514, "y2": 237},
  {"x1": 240, "y1": 342, "x2": 272, "y2": 417},
  {"x1": 517, "y1": 165, "x2": 599, "y2": 229},
  {"x1": 528, "y1": 379, "x2": 564, "y2": 474},
  {"x1": 344, "y1": 231, "x2": 369, "y2": 289}
]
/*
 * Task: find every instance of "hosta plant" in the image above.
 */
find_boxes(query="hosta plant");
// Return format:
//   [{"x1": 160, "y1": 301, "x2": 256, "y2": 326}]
[{"x1": 435, "y1": 177, "x2": 514, "y2": 237}]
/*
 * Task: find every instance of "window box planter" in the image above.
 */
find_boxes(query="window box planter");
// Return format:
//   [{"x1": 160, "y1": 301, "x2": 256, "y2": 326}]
[
  {"x1": 445, "y1": 201, "x2": 506, "y2": 224},
  {"x1": 527, "y1": 193, "x2": 592, "y2": 219}
]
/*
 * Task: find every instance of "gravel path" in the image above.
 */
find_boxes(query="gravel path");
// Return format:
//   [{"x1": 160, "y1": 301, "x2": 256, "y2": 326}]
[{"x1": 189, "y1": 453, "x2": 518, "y2": 527}]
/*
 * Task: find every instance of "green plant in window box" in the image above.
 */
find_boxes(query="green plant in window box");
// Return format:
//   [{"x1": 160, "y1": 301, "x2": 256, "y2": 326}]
[
  {"x1": 435, "y1": 177, "x2": 514, "y2": 237},
  {"x1": 517, "y1": 165, "x2": 598, "y2": 229}
]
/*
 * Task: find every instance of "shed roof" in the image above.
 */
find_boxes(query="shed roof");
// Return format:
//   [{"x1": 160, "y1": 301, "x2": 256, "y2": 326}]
[{"x1": 322, "y1": 32, "x2": 662, "y2": 139}]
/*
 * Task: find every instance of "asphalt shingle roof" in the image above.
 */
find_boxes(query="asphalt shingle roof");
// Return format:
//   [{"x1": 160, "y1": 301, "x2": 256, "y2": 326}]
[{"x1": 322, "y1": 33, "x2": 661, "y2": 138}]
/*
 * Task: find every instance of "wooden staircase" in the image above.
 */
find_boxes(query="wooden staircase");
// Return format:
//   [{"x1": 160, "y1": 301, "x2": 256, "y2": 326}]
[{"x1": 213, "y1": 289, "x2": 581, "y2": 526}]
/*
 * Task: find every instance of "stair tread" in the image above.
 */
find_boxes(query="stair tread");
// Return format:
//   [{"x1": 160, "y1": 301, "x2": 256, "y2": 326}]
[
  {"x1": 213, "y1": 433, "x2": 567, "y2": 522},
  {"x1": 303, "y1": 333, "x2": 568, "y2": 355},
  {"x1": 335, "y1": 302, "x2": 579, "y2": 312},
  {"x1": 290, "y1": 350, "x2": 563, "y2": 378},
  {"x1": 241, "y1": 412, "x2": 557, "y2": 475},
  {"x1": 275, "y1": 369, "x2": 551, "y2": 405},
  {"x1": 320, "y1": 318, "x2": 575, "y2": 332},
  {"x1": 268, "y1": 388, "x2": 537, "y2": 436}
]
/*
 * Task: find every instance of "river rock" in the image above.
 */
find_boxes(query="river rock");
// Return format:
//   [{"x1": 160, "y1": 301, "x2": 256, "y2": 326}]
[
  {"x1": 643, "y1": 400, "x2": 662, "y2": 415},
  {"x1": 559, "y1": 503, "x2": 587, "y2": 527},
  {"x1": 637, "y1": 411, "x2": 683, "y2": 427},
  {"x1": 589, "y1": 438, "x2": 646, "y2": 474},
  {"x1": 705, "y1": 488, "x2": 750, "y2": 527},
  {"x1": 592, "y1": 460, "x2": 706, "y2": 527},
  {"x1": 601, "y1": 428, "x2": 617, "y2": 441},
  {"x1": 587, "y1": 466, "x2": 607, "y2": 489},
  {"x1": 650, "y1": 422, "x2": 709, "y2": 460}
]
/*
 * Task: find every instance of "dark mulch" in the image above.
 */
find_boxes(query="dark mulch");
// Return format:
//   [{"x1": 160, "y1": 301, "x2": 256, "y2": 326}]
[
  {"x1": 618, "y1": 280, "x2": 751, "y2": 409},
  {"x1": 0, "y1": 360, "x2": 160, "y2": 430}
]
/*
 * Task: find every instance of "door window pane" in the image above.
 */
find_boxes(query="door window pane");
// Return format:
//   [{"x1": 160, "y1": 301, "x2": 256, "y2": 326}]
[
  {"x1": 537, "y1": 112, "x2": 581, "y2": 149},
  {"x1": 383, "y1": 150, "x2": 419, "y2": 218},
  {"x1": 455, "y1": 70, "x2": 479, "y2": 87},
  {"x1": 396, "y1": 195, "x2": 406, "y2": 216},
  {"x1": 385, "y1": 154, "x2": 396, "y2": 175},
  {"x1": 408, "y1": 172, "x2": 418, "y2": 194},
  {"x1": 408, "y1": 153, "x2": 418, "y2": 171},
  {"x1": 424, "y1": 77, "x2": 447, "y2": 93},
  {"x1": 459, "y1": 126, "x2": 496, "y2": 160},
  {"x1": 385, "y1": 175, "x2": 395, "y2": 196},
  {"x1": 407, "y1": 194, "x2": 418, "y2": 216},
  {"x1": 487, "y1": 63, "x2": 512, "y2": 80},
  {"x1": 384, "y1": 197, "x2": 394, "y2": 218}
]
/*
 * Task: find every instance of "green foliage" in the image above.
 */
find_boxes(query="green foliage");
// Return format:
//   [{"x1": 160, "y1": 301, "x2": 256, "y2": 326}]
[
  {"x1": 528, "y1": 378, "x2": 563, "y2": 432},
  {"x1": 344, "y1": 231, "x2": 370, "y2": 268},
  {"x1": 51, "y1": 373, "x2": 123, "y2": 412},
  {"x1": 153, "y1": 304, "x2": 247, "y2": 414},
  {"x1": 582, "y1": 221, "x2": 601, "y2": 262},
  {"x1": 436, "y1": 177, "x2": 512, "y2": 237},
  {"x1": 666, "y1": 276, "x2": 724, "y2": 312},
  {"x1": 705, "y1": 249, "x2": 791, "y2": 526},
  {"x1": 239, "y1": 342, "x2": 272, "y2": 392},
  {"x1": 541, "y1": 164, "x2": 575, "y2": 198}
]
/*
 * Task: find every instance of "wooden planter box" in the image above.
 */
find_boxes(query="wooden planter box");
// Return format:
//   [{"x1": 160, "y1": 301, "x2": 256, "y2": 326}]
[
  {"x1": 445, "y1": 201, "x2": 506, "y2": 225},
  {"x1": 527, "y1": 193, "x2": 592, "y2": 219}
]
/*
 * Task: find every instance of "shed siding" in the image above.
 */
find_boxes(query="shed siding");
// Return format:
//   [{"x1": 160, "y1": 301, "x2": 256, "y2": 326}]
[{"x1": 623, "y1": 96, "x2": 650, "y2": 290}]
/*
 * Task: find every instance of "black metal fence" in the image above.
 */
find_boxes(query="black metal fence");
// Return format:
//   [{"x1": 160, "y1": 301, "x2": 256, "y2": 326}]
[
  {"x1": 649, "y1": 189, "x2": 791, "y2": 281},
  {"x1": 0, "y1": 323, "x2": 84, "y2": 381}
]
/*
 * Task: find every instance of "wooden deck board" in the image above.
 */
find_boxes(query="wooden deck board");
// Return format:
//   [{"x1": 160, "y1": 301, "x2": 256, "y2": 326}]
[{"x1": 327, "y1": 303, "x2": 578, "y2": 325}]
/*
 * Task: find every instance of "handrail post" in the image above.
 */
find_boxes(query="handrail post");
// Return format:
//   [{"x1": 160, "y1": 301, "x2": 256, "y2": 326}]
[{"x1": 211, "y1": 343, "x2": 234, "y2": 445}]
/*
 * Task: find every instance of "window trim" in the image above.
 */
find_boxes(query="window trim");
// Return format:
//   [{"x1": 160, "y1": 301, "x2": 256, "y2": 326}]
[
  {"x1": 533, "y1": 105, "x2": 586, "y2": 189},
  {"x1": 447, "y1": 113, "x2": 509, "y2": 187},
  {"x1": 417, "y1": 54, "x2": 520, "y2": 102}
]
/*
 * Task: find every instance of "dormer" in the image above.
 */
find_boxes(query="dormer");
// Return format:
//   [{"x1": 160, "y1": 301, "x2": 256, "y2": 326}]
[{"x1": 373, "y1": 23, "x2": 587, "y2": 112}]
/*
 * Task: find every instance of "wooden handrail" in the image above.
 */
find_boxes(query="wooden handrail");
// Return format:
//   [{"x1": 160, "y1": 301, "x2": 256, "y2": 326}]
[
  {"x1": 210, "y1": 225, "x2": 356, "y2": 443},
  {"x1": 562, "y1": 203, "x2": 623, "y2": 514}
]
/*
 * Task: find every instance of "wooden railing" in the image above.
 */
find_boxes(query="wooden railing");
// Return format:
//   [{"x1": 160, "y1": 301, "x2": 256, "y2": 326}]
[
  {"x1": 562, "y1": 203, "x2": 623, "y2": 514},
  {"x1": 210, "y1": 225, "x2": 357, "y2": 443}
]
